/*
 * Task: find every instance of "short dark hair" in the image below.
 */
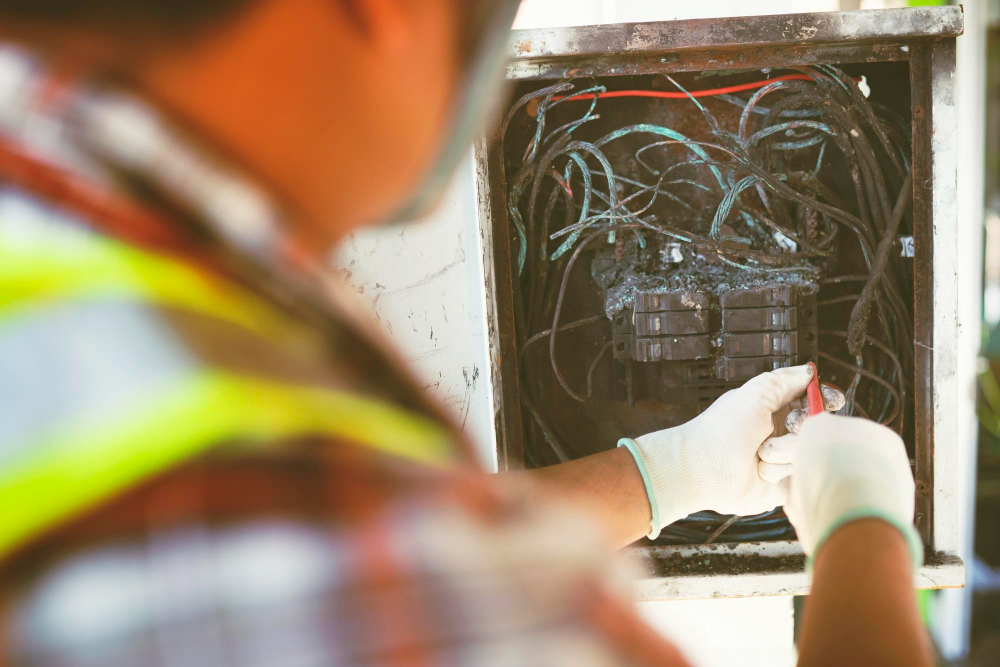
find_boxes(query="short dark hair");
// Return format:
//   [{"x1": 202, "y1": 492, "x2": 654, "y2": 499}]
[{"x1": 0, "y1": 0, "x2": 255, "y2": 34}]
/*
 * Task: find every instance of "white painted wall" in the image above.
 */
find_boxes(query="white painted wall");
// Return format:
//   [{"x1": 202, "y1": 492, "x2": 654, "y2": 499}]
[{"x1": 331, "y1": 152, "x2": 497, "y2": 470}]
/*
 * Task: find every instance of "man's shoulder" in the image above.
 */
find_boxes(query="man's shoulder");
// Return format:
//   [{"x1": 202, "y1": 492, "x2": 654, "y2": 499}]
[{"x1": 1, "y1": 450, "x2": 656, "y2": 666}]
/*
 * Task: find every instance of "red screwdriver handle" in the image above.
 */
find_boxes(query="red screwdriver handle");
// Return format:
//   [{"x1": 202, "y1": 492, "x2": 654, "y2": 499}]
[{"x1": 806, "y1": 361, "x2": 823, "y2": 416}]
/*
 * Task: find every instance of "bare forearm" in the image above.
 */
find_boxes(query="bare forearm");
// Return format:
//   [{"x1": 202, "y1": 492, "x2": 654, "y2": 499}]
[
  {"x1": 798, "y1": 519, "x2": 932, "y2": 667},
  {"x1": 501, "y1": 448, "x2": 652, "y2": 548}
]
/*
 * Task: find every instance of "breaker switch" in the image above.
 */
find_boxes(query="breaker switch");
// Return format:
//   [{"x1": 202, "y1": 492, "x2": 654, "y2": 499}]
[
  {"x1": 716, "y1": 356, "x2": 795, "y2": 381},
  {"x1": 722, "y1": 306, "x2": 797, "y2": 332},
  {"x1": 634, "y1": 291, "x2": 708, "y2": 313},
  {"x1": 634, "y1": 310, "x2": 709, "y2": 336},
  {"x1": 616, "y1": 333, "x2": 711, "y2": 362},
  {"x1": 723, "y1": 331, "x2": 799, "y2": 357},
  {"x1": 720, "y1": 286, "x2": 798, "y2": 308}
]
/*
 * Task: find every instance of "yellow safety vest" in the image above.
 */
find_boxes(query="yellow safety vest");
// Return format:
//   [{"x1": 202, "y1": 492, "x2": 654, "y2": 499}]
[{"x1": 0, "y1": 192, "x2": 459, "y2": 561}]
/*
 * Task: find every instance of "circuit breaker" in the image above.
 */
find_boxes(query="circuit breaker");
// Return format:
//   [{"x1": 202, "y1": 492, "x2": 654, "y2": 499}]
[
  {"x1": 474, "y1": 6, "x2": 964, "y2": 599},
  {"x1": 611, "y1": 286, "x2": 818, "y2": 405}
]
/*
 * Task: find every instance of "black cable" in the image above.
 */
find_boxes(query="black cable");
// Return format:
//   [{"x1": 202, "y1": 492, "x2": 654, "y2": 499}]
[
  {"x1": 549, "y1": 226, "x2": 624, "y2": 402},
  {"x1": 847, "y1": 170, "x2": 913, "y2": 355},
  {"x1": 819, "y1": 330, "x2": 906, "y2": 431},
  {"x1": 521, "y1": 315, "x2": 604, "y2": 356},
  {"x1": 817, "y1": 294, "x2": 859, "y2": 307},
  {"x1": 818, "y1": 351, "x2": 901, "y2": 428},
  {"x1": 507, "y1": 65, "x2": 914, "y2": 541},
  {"x1": 586, "y1": 340, "x2": 613, "y2": 399}
]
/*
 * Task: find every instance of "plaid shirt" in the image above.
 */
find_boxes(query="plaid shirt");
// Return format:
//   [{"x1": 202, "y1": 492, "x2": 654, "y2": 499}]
[{"x1": 0, "y1": 47, "x2": 687, "y2": 666}]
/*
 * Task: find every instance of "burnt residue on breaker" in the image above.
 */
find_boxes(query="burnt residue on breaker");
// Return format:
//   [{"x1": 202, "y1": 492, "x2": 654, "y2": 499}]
[
  {"x1": 592, "y1": 238, "x2": 818, "y2": 320},
  {"x1": 591, "y1": 234, "x2": 819, "y2": 407}
]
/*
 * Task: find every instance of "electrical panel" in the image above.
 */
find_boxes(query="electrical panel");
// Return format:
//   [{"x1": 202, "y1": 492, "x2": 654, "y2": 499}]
[{"x1": 475, "y1": 7, "x2": 964, "y2": 598}]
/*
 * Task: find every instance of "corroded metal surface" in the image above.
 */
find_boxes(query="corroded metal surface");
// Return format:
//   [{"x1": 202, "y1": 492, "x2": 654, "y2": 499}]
[
  {"x1": 478, "y1": 127, "x2": 527, "y2": 471},
  {"x1": 508, "y1": 43, "x2": 912, "y2": 81},
  {"x1": 631, "y1": 542, "x2": 964, "y2": 600},
  {"x1": 509, "y1": 7, "x2": 963, "y2": 60},
  {"x1": 909, "y1": 37, "x2": 960, "y2": 556},
  {"x1": 911, "y1": 42, "x2": 936, "y2": 548},
  {"x1": 507, "y1": 7, "x2": 963, "y2": 81}
]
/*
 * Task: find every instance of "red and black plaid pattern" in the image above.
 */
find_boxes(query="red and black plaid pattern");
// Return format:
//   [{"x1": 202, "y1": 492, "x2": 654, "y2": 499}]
[{"x1": 1, "y1": 444, "x2": 687, "y2": 666}]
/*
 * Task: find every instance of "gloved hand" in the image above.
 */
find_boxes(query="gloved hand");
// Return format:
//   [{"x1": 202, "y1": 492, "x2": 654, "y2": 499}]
[
  {"x1": 618, "y1": 364, "x2": 842, "y2": 539},
  {"x1": 763, "y1": 412, "x2": 923, "y2": 568}
]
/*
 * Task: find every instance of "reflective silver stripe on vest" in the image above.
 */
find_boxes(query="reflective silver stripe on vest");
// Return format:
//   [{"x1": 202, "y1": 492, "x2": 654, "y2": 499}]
[{"x1": 0, "y1": 300, "x2": 196, "y2": 467}]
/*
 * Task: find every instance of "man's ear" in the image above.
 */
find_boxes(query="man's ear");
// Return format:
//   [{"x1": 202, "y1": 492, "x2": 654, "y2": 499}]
[{"x1": 339, "y1": 0, "x2": 411, "y2": 52}]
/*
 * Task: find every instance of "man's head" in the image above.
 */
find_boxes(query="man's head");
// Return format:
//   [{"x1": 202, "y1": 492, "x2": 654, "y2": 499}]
[{"x1": 0, "y1": 0, "x2": 516, "y2": 247}]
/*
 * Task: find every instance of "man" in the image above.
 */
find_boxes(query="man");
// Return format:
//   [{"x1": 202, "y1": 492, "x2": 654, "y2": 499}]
[{"x1": 0, "y1": 1, "x2": 932, "y2": 665}]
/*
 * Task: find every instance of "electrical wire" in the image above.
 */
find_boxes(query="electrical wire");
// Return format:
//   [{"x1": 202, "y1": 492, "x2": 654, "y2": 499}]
[
  {"x1": 818, "y1": 351, "x2": 902, "y2": 428},
  {"x1": 504, "y1": 66, "x2": 913, "y2": 543},
  {"x1": 551, "y1": 73, "x2": 860, "y2": 103},
  {"x1": 819, "y1": 330, "x2": 906, "y2": 431},
  {"x1": 521, "y1": 315, "x2": 604, "y2": 356}
]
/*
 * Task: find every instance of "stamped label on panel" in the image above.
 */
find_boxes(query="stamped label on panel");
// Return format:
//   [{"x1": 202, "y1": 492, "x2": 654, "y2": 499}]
[{"x1": 899, "y1": 235, "x2": 914, "y2": 258}]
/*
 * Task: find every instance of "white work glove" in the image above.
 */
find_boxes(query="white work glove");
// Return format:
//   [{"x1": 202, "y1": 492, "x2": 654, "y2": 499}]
[
  {"x1": 618, "y1": 364, "x2": 841, "y2": 539},
  {"x1": 766, "y1": 413, "x2": 923, "y2": 568}
]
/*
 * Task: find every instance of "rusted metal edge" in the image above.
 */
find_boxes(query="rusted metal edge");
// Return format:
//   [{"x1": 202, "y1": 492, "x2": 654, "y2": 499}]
[
  {"x1": 480, "y1": 124, "x2": 527, "y2": 471},
  {"x1": 507, "y1": 42, "x2": 911, "y2": 81},
  {"x1": 910, "y1": 41, "x2": 935, "y2": 548},
  {"x1": 509, "y1": 7, "x2": 964, "y2": 62},
  {"x1": 631, "y1": 549, "x2": 963, "y2": 601},
  {"x1": 473, "y1": 136, "x2": 505, "y2": 472}
]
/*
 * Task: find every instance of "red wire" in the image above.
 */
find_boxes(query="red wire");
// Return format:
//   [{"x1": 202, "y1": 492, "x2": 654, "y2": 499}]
[{"x1": 553, "y1": 73, "x2": 828, "y2": 102}]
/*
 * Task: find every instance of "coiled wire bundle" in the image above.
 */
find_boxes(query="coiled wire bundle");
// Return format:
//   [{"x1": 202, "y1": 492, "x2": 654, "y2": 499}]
[{"x1": 504, "y1": 66, "x2": 913, "y2": 543}]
